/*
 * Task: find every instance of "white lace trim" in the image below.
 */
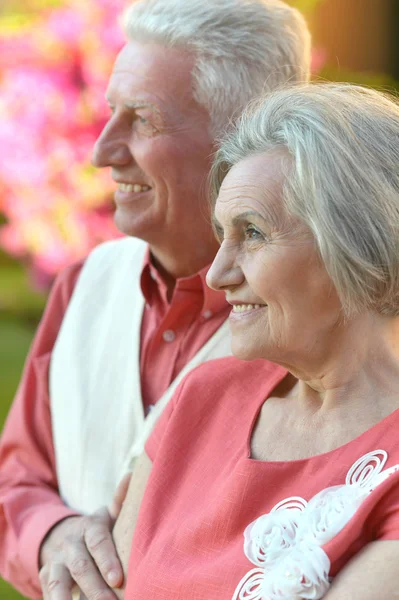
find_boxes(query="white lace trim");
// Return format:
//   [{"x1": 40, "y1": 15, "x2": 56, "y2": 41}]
[{"x1": 232, "y1": 450, "x2": 399, "y2": 600}]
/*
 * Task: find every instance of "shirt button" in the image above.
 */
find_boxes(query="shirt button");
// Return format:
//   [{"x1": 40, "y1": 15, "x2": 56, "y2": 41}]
[
  {"x1": 162, "y1": 329, "x2": 176, "y2": 343},
  {"x1": 203, "y1": 310, "x2": 213, "y2": 320}
]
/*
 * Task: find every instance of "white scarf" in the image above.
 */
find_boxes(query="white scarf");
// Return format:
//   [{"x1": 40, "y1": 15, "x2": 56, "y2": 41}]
[{"x1": 50, "y1": 237, "x2": 231, "y2": 513}]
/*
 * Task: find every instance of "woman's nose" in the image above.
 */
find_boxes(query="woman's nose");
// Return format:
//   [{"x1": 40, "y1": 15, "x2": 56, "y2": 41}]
[
  {"x1": 91, "y1": 120, "x2": 132, "y2": 168},
  {"x1": 206, "y1": 243, "x2": 244, "y2": 291}
]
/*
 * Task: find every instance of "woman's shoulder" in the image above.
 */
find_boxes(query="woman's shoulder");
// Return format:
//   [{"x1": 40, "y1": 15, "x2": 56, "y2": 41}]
[{"x1": 169, "y1": 357, "x2": 287, "y2": 429}]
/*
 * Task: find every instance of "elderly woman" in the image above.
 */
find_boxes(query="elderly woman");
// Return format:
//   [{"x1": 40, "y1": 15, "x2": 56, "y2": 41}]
[{"x1": 111, "y1": 83, "x2": 399, "y2": 600}]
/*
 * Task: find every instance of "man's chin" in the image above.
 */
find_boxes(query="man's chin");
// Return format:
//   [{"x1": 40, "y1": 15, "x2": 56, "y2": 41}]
[{"x1": 113, "y1": 210, "x2": 153, "y2": 241}]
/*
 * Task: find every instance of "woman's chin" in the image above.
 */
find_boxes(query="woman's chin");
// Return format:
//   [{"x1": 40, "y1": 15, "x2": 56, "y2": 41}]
[
  {"x1": 231, "y1": 338, "x2": 284, "y2": 364},
  {"x1": 231, "y1": 341, "x2": 264, "y2": 362}
]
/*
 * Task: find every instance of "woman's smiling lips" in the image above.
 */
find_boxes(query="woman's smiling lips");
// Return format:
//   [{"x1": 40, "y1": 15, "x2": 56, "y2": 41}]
[{"x1": 227, "y1": 301, "x2": 267, "y2": 321}]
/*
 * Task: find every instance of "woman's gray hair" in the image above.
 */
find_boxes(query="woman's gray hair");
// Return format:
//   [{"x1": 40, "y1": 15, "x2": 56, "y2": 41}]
[
  {"x1": 211, "y1": 83, "x2": 399, "y2": 317},
  {"x1": 123, "y1": 0, "x2": 311, "y2": 136}
]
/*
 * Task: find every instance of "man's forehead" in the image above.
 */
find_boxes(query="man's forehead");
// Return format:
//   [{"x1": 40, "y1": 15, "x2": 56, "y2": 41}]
[
  {"x1": 106, "y1": 40, "x2": 197, "y2": 111},
  {"x1": 112, "y1": 40, "x2": 195, "y2": 80}
]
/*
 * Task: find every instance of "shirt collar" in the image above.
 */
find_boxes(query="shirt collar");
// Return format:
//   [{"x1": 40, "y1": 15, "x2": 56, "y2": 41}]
[{"x1": 140, "y1": 247, "x2": 228, "y2": 316}]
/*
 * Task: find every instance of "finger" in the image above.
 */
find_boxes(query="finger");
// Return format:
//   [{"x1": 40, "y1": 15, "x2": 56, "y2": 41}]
[
  {"x1": 39, "y1": 565, "x2": 50, "y2": 600},
  {"x1": 84, "y1": 510, "x2": 123, "y2": 589},
  {"x1": 67, "y1": 541, "x2": 118, "y2": 599},
  {"x1": 109, "y1": 472, "x2": 132, "y2": 520},
  {"x1": 43, "y1": 563, "x2": 75, "y2": 600}
]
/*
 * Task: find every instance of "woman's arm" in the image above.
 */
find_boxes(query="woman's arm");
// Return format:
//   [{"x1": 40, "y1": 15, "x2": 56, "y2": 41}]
[
  {"x1": 324, "y1": 540, "x2": 399, "y2": 599},
  {"x1": 112, "y1": 452, "x2": 153, "y2": 600}
]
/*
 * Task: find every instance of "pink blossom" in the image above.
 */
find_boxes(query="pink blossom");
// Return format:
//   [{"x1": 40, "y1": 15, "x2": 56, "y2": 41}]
[{"x1": 0, "y1": 0, "x2": 126, "y2": 283}]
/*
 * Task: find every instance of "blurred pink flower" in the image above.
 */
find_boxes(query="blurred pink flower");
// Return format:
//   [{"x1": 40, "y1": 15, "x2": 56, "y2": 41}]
[
  {"x1": 0, "y1": 0, "x2": 127, "y2": 282},
  {"x1": 0, "y1": 0, "x2": 324, "y2": 284}
]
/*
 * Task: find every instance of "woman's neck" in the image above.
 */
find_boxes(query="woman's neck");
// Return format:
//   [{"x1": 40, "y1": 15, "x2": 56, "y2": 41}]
[{"x1": 292, "y1": 313, "x2": 399, "y2": 416}]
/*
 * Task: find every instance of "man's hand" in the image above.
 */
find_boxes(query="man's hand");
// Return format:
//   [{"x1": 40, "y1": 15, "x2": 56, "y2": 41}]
[{"x1": 39, "y1": 506, "x2": 124, "y2": 600}]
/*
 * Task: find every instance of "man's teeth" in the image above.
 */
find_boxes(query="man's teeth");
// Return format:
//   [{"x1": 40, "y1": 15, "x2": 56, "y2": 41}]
[
  {"x1": 232, "y1": 304, "x2": 263, "y2": 313},
  {"x1": 118, "y1": 183, "x2": 151, "y2": 193}
]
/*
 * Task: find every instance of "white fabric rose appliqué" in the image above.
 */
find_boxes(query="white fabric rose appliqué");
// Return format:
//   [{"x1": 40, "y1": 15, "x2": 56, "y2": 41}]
[{"x1": 232, "y1": 450, "x2": 399, "y2": 600}]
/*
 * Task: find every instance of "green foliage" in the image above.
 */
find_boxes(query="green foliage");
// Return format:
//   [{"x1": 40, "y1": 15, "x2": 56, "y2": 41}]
[
  {"x1": 319, "y1": 65, "x2": 399, "y2": 93},
  {"x1": 0, "y1": 317, "x2": 35, "y2": 428},
  {"x1": 1, "y1": 0, "x2": 62, "y2": 14},
  {"x1": 286, "y1": 0, "x2": 324, "y2": 14},
  {"x1": 0, "y1": 315, "x2": 35, "y2": 600},
  {"x1": 0, "y1": 254, "x2": 43, "y2": 598},
  {"x1": 0, "y1": 577, "x2": 28, "y2": 600},
  {"x1": 0, "y1": 264, "x2": 46, "y2": 323},
  {"x1": 0, "y1": 0, "x2": 62, "y2": 32}
]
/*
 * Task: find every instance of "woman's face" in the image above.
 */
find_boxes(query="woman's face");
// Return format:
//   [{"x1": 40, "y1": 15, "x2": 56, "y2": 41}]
[{"x1": 206, "y1": 152, "x2": 344, "y2": 373}]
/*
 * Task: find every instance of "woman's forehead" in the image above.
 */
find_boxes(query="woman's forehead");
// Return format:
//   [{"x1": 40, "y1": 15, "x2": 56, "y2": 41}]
[{"x1": 216, "y1": 153, "x2": 286, "y2": 218}]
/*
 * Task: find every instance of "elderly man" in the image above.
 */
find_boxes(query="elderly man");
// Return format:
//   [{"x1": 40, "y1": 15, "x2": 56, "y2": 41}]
[{"x1": 0, "y1": 1, "x2": 310, "y2": 599}]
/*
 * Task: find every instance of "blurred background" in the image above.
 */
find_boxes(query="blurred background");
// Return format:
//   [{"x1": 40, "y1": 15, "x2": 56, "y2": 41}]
[{"x1": 0, "y1": 0, "x2": 399, "y2": 597}]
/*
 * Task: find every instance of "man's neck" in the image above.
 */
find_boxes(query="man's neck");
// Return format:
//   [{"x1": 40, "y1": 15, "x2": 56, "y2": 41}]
[{"x1": 149, "y1": 239, "x2": 220, "y2": 301}]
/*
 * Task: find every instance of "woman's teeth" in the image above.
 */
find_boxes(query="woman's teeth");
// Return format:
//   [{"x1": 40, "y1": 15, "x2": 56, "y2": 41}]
[
  {"x1": 118, "y1": 183, "x2": 151, "y2": 193},
  {"x1": 232, "y1": 304, "x2": 263, "y2": 313}
]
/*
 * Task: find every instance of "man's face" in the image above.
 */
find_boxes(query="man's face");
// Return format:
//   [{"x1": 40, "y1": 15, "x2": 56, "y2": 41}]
[{"x1": 92, "y1": 41, "x2": 216, "y2": 252}]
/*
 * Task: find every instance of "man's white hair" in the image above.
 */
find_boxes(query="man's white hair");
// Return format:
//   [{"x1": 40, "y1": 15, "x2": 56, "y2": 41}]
[
  {"x1": 123, "y1": 0, "x2": 311, "y2": 136},
  {"x1": 211, "y1": 83, "x2": 399, "y2": 317}
]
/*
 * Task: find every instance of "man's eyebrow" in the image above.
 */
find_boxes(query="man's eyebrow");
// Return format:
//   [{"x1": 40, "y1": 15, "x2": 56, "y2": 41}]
[
  {"x1": 105, "y1": 98, "x2": 162, "y2": 115},
  {"x1": 124, "y1": 101, "x2": 162, "y2": 115}
]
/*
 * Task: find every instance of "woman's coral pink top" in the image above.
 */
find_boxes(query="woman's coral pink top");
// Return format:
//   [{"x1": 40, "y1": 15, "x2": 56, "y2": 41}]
[{"x1": 125, "y1": 357, "x2": 399, "y2": 599}]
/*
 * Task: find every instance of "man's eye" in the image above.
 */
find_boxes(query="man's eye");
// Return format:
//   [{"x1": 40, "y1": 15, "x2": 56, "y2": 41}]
[
  {"x1": 137, "y1": 115, "x2": 154, "y2": 127},
  {"x1": 135, "y1": 116, "x2": 157, "y2": 135}
]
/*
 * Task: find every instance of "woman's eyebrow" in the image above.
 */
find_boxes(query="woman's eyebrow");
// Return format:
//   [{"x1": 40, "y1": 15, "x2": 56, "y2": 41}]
[
  {"x1": 231, "y1": 211, "x2": 266, "y2": 227},
  {"x1": 212, "y1": 211, "x2": 268, "y2": 231}
]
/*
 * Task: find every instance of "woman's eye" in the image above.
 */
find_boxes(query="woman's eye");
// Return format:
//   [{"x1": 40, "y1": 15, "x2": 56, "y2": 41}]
[
  {"x1": 245, "y1": 226, "x2": 263, "y2": 241},
  {"x1": 139, "y1": 117, "x2": 148, "y2": 124}
]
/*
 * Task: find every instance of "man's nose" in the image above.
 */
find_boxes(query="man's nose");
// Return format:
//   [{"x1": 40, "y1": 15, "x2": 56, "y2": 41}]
[
  {"x1": 206, "y1": 243, "x2": 244, "y2": 291},
  {"x1": 91, "y1": 121, "x2": 132, "y2": 168}
]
